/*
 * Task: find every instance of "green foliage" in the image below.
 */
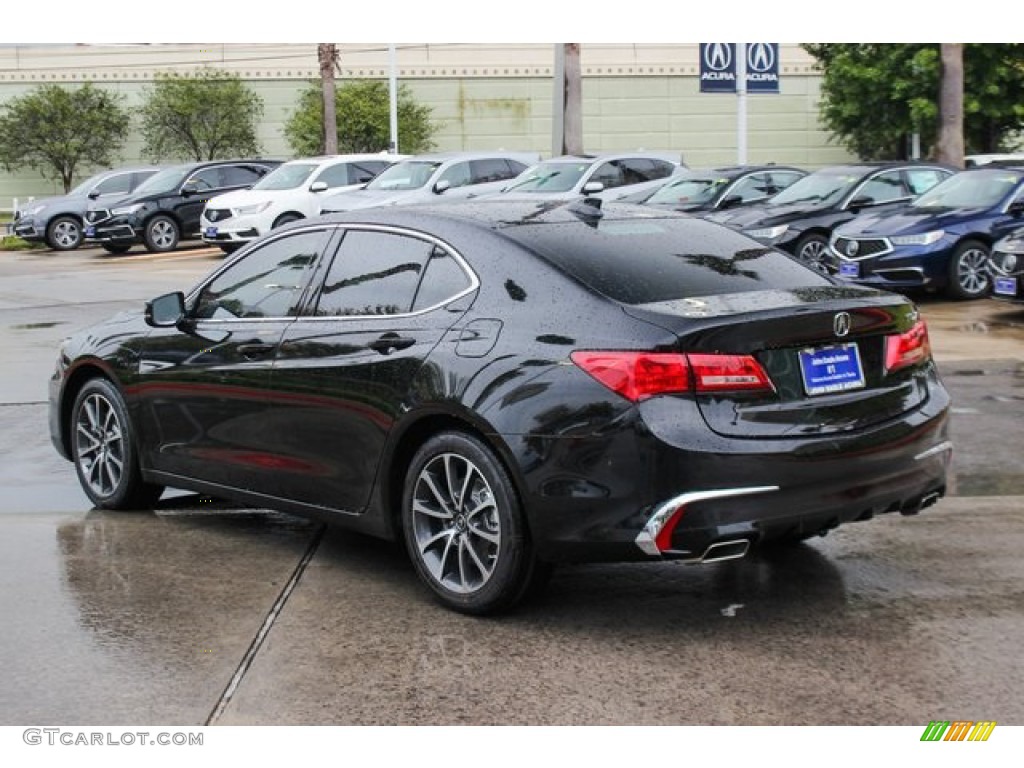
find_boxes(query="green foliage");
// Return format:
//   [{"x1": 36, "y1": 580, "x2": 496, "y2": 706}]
[
  {"x1": 0, "y1": 235, "x2": 44, "y2": 251},
  {"x1": 141, "y1": 69, "x2": 264, "y2": 161},
  {"x1": 803, "y1": 44, "x2": 1024, "y2": 160},
  {"x1": 284, "y1": 80, "x2": 438, "y2": 156},
  {"x1": 0, "y1": 83, "x2": 129, "y2": 193}
]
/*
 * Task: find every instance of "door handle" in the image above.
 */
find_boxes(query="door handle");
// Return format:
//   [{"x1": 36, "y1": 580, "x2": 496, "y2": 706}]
[
  {"x1": 237, "y1": 341, "x2": 276, "y2": 359},
  {"x1": 368, "y1": 333, "x2": 416, "y2": 355}
]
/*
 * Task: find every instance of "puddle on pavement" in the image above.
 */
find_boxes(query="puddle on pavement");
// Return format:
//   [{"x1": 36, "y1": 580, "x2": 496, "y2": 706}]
[{"x1": 10, "y1": 321, "x2": 64, "y2": 330}]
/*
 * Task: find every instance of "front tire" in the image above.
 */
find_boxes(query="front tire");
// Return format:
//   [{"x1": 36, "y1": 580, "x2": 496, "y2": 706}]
[
  {"x1": 402, "y1": 432, "x2": 549, "y2": 614},
  {"x1": 70, "y1": 378, "x2": 163, "y2": 510},
  {"x1": 946, "y1": 240, "x2": 990, "y2": 300},
  {"x1": 795, "y1": 233, "x2": 832, "y2": 273},
  {"x1": 143, "y1": 215, "x2": 180, "y2": 253},
  {"x1": 45, "y1": 215, "x2": 83, "y2": 251}
]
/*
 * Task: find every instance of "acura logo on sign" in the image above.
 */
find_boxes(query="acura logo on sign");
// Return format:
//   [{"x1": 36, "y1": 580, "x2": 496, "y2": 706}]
[
  {"x1": 704, "y1": 43, "x2": 732, "y2": 71},
  {"x1": 748, "y1": 43, "x2": 775, "y2": 73},
  {"x1": 834, "y1": 312, "x2": 852, "y2": 338}
]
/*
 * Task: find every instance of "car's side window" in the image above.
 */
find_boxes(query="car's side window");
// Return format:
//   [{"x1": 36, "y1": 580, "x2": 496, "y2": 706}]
[
  {"x1": 350, "y1": 161, "x2": 389, "y2": 184},
  {"x1": 437, "y1": 162, "x2": 472, "y2": 189},
  {"x1": 193, "y1": 230, "x2": 328, "y2": 320},
  {"x1": 314, "y1": 230, "x2": 435, "y2": 317},
  {"x1": 221, "y1": 165, "x2": 264, "y2": 187},
  {"x1": 471, "y1": 159, "x2": 519, "y2": 184},
  {"x1": 906, "y1": 169, "x2": 949, "y2": 196},
  {"x1": 94, "y1": 173, "x2": 133, "y2": 196},
  {"x1": 620, "y1": 159, "x2": 671, "y2": 184},
  {"x1": 728, "y1": 173, "x2": 773, "y2": 202},
  {"x1": 131, "y1": 170, "x2": 159, "y2": 190},
  {"x1": 769, "y1": 171, "x2": 804, "y2": 193},
  {"x1": 188, "y1": 168, "x2": 223, "y2": 191},
  {"x1": 313, "y1": 163, "x2": 353, "y2": 189},
  {"x1": 856, "y1": 170, "x2": 907, "y2": 204},
  {"x1": 412, "y1": 246, "x2": 474, "y2": 312},
  {"x1": 590, "y1": 161, "x2": 625, "y2": 189}
]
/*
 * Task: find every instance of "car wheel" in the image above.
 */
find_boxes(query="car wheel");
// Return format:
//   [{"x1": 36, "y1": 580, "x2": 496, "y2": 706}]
[
  {"x1": 71, "y1": 378, "x2": 164, "y2": 510},
  {"x1": 795, "y1": 234, "x2": 832, "y2": 273},
  {"x1": 946, "y1": 240, "x2": 990, "y2": 300},
  {"x1": 272, "y1": 212, "x2": 302, "y2": 229},
  {"x1": 101, "y1": 243, "x2": 132, "y2": 255},
  {"x1": 402, "y1": 431, "x2": 550, "y2": 614},
  {"x1": 143, "y1": 215, "x2": 180, "y2": 253},
  {"x1": 45, "y1": 216, "x2": 83, "y2": 251}
]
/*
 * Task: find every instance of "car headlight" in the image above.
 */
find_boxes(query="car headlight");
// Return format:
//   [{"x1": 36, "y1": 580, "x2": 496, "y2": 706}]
[
  {"x1": 994, "y1": 236, "x2": 1024, "y2": 255},
  {"x1": 233, "y1": 202, "x2": 272, "y2": 216},
  {"x1": 890, "y1": 230, "x2": 945, "y2": 246},
  {"x1": 744, "y1": 225, "x2": 789, "y2": 241},
  {"x1": 112, "y1": 203, "x2": 145, "y2": 215}
]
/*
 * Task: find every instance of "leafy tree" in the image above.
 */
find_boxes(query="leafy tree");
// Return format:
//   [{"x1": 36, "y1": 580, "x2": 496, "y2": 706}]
[
  {"x1": 0, "y1": 83, "x2": 129, "y2": 192},
  {"x1": 141, "y1": 69, "x2": 264, "y2": 161},
  {"x1": 803, "y1": 44, "x2": 1024, "y2": 160},
  {"x1": 285, "y1": 80, "x2": 438, "y2": 156}
]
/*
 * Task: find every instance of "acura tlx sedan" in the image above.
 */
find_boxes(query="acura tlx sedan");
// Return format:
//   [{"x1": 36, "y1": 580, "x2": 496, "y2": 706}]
[{"x1": 48, "y1": 200, "x2": 952, "y2": 614}]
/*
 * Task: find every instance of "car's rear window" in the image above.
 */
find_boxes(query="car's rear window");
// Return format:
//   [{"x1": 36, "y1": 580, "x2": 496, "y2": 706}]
[{"x1": 505, "y1": 217, "x2": 830, "y2": 305}]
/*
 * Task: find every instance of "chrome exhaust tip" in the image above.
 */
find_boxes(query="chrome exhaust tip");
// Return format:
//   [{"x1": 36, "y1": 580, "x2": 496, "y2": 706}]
[{"x1": 701, "y1": 539, "x2": 750, "y2": 563}]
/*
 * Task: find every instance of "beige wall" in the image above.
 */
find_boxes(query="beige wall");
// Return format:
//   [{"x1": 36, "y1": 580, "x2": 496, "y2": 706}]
[{"x1": 0, "y1": 43, "x2": 853, "y2": 208}]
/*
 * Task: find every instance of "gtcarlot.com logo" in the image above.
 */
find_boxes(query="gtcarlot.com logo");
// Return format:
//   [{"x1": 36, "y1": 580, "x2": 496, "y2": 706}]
[
  {"x1": 23, "y1": 729, "x2": 203, "y2": 747},
  {"x1": 920, "y1": 720, "x2": 996, "y2": 742}
]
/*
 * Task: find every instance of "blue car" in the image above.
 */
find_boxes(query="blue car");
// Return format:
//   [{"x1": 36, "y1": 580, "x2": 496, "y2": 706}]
[{"x1": 830, "y1": 167, "x2": 1024, "y2": 299}]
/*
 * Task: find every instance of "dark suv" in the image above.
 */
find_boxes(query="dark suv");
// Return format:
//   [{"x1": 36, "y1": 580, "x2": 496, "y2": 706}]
[
  {"x1": 13, "y1": 165, "x2": 162, "y2": 251},
  {"x1": 84, "y1": 159, "x2": 281, "y2": 253}
]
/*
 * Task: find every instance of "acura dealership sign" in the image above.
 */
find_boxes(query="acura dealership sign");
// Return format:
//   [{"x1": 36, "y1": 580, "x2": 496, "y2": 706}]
[{"x1": 699, "y1": 43, "x2": 779, "y2": 93}]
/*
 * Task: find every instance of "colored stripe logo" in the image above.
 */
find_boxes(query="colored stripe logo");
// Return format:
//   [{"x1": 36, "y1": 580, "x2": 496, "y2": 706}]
[{"x1": 921, "y1": 721, "x2": 996, "y2": 741}]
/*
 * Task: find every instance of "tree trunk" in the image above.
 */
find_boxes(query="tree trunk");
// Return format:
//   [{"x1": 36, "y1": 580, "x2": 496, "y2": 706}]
[
  {"x1": 318, "y1": 44, "x2": 339, "y2": 155},
  {"x1": 562, "y1": 44, "x2": 583, "y2": 156},
  {"x1": 935, "y1": 44, "x2": 964, "y2": 167}
]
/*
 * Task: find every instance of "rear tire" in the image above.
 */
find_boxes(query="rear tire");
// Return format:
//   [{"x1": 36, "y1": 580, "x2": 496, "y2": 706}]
[
  {"x1": 70, "y1": 378, "x2": 164, "y2": 510},
  {"x1": 143, "y1": 215, "x2": 180, "y2": 253},
  {"x1": 402, "y1": 431, "x2": 550, "y2": 614},
  {"x1": 945, "y1": 240, "x2": 990, "y2": 300}
]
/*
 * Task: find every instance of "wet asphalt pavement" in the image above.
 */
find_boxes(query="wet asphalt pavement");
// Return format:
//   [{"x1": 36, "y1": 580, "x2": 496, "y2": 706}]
[{"x1": 0, "y1": 245, "x2": 1022, "y2": 725}]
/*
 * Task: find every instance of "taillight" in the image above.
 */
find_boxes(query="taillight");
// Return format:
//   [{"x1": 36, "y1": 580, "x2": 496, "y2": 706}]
[
  {"x1": 570, "y1": 351, "x2": 773, "y2": 402},
  {"x1": 884, "y1": 319, "x2": 931, "y2": 373}
]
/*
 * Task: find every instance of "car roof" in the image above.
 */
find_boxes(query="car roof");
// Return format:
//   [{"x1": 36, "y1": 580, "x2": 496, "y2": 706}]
[
  {"x1": 400, "y1": 151, "x2": 539, "y2": 162},
  {"x1": 543, "y1": 151, "x2": 683, "y2": 164},
  {"x1": 164, "y1": 158, "x2": 283, "y2": 172}
]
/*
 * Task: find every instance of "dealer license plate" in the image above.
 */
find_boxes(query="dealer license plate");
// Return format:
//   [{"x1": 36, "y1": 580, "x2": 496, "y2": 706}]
[
  {"x1": 204, "y1": 227, "x2": 218, "y2": 238},
  {"x1": 798, "y1": 343, "x2": 866, "y2": 396},
  {"x1": 84, "y1": 226, "x2": 96, "y2": 237},
  {"x1": 994, "y1": 276, "x2": 1018, "y2": 296},
  {"x1": 838, "y1": 261, "x2": 860, "y2": 278}
]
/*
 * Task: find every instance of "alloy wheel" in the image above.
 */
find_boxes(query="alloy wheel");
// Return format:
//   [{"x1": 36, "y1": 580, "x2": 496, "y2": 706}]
[
  {"x1": 51, "y1": 219, "x2": 82, "y2": 249},
  {"x1": 955, "y1": 247, "x2": 989, "y2": 297},
  {"x1": 74, "y1": 392, "x2": 125, "y2": 499},
  {"x1": 410, "y1": 452, "x2": 502, "y2": 595},
  {"x1": 150, "y1": 220, "x2": 177, "y2": 250}
]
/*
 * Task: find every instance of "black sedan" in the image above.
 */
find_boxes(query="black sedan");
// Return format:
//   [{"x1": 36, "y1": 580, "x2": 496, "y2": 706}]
[
  {"x1": 707, "y1": 162, "x2": 955, "y2": 270},
  {"x1": 616, "y1": 165, "x2": 806, "y2": 212},
  {"x1": 49, "y1": 201, "x2": 952, "y2": 614}
]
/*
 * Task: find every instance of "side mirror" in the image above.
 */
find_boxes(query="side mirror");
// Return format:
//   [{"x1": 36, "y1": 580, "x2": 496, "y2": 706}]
[
  {"x1": 356, "y1": 175, "x2": 373, "y2": 184},
  {"x1": 87, "y1": 190, "x2": 100, "y2": 200},
  {"x1": 433, "y1": 180, "x2": 451, "y2": 195},
  {"x1": 847, "y1": 195, "x2": 875, "y2": 211},
  {"x1": 181, "y1": 182, "x2": 199, "y2": 197},
  {"x1": 309, "y1": 181, "x2": 328, "y2": 193},
  {"x1": 718, "y1": 194, "x2": 744, "y2": 209},
  {"x1": 582, "y1": 181, "x2": 605, "y2": 194},
  {"x1": 145, "y1": 291, "x2": 186, "y2": 328},
  {"x1": 1008, "y1": 200, "x2": 1024, "y2": 215}
]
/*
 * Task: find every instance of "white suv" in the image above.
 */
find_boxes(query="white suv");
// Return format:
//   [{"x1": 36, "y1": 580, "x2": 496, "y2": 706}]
[{"x1": 200, "y1": 154, "x2": 401, "y2": 252}]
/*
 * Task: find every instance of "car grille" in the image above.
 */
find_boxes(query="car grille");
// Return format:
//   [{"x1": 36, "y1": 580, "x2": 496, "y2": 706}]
[
  {"x1": 205, "y1": 208, "x2": 233, "y2": 222},
  {"x1": 833, "y1": 237, "x2": 891, "y2": 260},
  {"x1": 86, "y1": 209, "x2": 111, "y2": 225}
]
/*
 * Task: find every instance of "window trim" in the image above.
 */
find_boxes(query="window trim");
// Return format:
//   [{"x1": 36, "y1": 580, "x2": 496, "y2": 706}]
[{"x1": 303, "y1": 224, "x2": 480, "y2": 321}]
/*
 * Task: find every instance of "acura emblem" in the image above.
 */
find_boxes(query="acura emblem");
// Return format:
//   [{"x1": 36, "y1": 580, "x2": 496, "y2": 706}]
[
  {"x1": 748, "y1": 43, "x2": 775, "y2": 73},
  {"x1": 834, "y1": 312, "x2": 852, "y2": 338},
  {"x1": 845, "y1": 240, "x2": 859, "y2": 257},
  {"x1": 704, "y1": 43, "x2": 732, "y2": 71}
]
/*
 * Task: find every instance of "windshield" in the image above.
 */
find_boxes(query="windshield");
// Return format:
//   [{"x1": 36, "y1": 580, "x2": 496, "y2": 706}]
[
  {"x1": 646, "y1": 174, "x2": 729, "y2": 206},
  {"x1": 252, "y1": 163, "x2": 318, "y2": 191},
  {"x1": 504, "y1": 161, "x2": 591, "y2": 193},
  {"x1": 769, "y1": 169, "x2": 862, "y2": 208},
  {"x1": 365, "y1": 161, "x2": 441, "y2": 191},
  {"x1": 129, "y1": 166, "x2": 191, "y2": 197},
  {"x1": 913, "y1": 170, "x2": 1022, "y2": 209}
]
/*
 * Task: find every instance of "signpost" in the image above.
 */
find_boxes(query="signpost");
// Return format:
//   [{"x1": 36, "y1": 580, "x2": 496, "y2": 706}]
[{"x1": 700, "y1": 43, "x2": 780, "y2": 164}]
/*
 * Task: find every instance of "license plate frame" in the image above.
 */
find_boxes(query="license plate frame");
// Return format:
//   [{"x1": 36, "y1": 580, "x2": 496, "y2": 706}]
[{"x1": 798, "y1": 342, "x2": 866, "y2": 396}]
